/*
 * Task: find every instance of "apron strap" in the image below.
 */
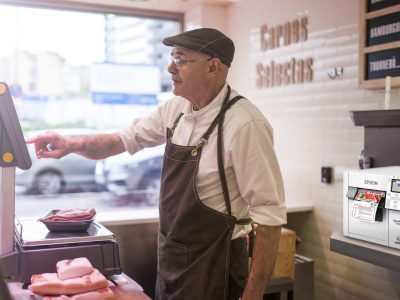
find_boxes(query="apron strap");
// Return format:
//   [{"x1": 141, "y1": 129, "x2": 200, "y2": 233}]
[
  {"x1": 216, "y1": 92, "x2": 255, "y2": 258},
  {"x1": 216, "y1": 93, "x2": 245, "y2": 216},
  {"x1": 191, "y1": 87, "x2": 242, "y2": 157},
  {"x1": 168, "y1": 112, "x2": 184, "y2": 140},
  {"x1": 167, "y1": 85, "x2": 247, "y2": 219},
  {"x1": 206, "y1": 96, "x2": 243, "y2": 142},
  {"x1": 248, "y1": 223, "x2": 255, "y2": 257},
  {"x1": 203, "y1": 91, "x2": 244, "y2": 141}
]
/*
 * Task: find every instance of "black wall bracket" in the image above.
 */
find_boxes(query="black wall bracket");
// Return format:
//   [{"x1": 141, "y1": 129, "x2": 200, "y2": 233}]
[{"x1": 351, "y1": 109, "x2": 400, "y2": 168}]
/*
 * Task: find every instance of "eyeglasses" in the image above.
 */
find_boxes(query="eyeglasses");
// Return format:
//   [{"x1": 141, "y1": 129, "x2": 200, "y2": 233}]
[{"x1": 168, "y1": 57, "x2": 212, "y2": 68}]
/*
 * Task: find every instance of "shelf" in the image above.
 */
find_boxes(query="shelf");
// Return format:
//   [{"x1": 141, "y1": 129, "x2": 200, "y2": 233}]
[
  {"x1": 330, "y1": 229, "x2": 400, "y2": 272},
  {"x1": 350, "y1": 109, "x2": 400, "y2": 127}
]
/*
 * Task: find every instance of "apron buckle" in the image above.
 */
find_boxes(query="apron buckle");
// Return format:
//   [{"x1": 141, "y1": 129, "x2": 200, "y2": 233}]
[{"x1": 191, "y1": 138, "x2": 208, "y2": 156}]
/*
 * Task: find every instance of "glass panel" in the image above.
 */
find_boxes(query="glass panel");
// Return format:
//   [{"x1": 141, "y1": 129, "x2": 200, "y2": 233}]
[{"x1": 0, "y1": 4, "x2": 180, "y2": 218}]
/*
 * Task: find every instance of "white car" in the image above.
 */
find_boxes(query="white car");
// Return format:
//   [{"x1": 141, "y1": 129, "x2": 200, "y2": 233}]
[
  {"x1": 95, "y1": 145, "x2": 165, "y2": 205},
  {"x1": 16, "y1": 128, "x2": 100, "y2": 195}
]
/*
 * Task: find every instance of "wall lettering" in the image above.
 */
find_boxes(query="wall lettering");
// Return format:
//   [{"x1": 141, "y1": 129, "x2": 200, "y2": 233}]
[
  {"x1": 256, "y1": 57, "x2": 313, "y2": 88},
  {"x1": 260, "y1": 16, "x2": 308, "y2": 51},
  {"x1": 256, "y1": 16, "x2": 314, "y2": 88}
]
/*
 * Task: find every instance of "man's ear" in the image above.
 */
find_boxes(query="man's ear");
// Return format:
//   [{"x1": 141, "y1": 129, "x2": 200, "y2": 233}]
[{"x1": 209, "y1": 59, "x2": 221, "y2": 75}]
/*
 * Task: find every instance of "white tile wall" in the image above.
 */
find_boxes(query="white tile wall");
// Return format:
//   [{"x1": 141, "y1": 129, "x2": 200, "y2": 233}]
[
  {"x1": 187, "y1": 0, "x2": 400, "y2": 298},
  {"x1": 222, "y1": 0, "x2": 400, "y2": 299}
]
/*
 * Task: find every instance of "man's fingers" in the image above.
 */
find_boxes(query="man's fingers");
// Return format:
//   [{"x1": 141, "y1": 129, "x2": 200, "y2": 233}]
[
  {"x1": 36, "y1": 148, "x2": 63, "y2": 159},
  {"x1": 33, "y1": 141, "x2": 47, "y2": 155},
  {"x1": 26, "y1": 134, "x2": 48, "y2": 144},
  {"x1": 25, "y1": 132, "x2": 66, "y2": 159},
  {"x1": 26, "y1": 131, "x2": 58, "y2": 144}
]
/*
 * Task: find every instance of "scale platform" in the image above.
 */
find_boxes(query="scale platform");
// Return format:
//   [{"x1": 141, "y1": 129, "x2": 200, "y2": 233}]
[{"x1": 15, "y1": 219, "x2": 115, "y2": 248}]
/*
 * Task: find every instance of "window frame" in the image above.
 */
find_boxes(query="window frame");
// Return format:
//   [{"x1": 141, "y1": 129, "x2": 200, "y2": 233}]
[
  {"x1": 2, "y1": 0, "x2": 182, "y2": 223},
  {"x1": 0, "y1": 0, "x2": 184, "y2": 24}
]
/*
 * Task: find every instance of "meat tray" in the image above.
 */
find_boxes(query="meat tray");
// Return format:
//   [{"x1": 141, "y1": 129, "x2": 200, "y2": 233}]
[{"x1": 40, "y1": 209, "x2": 94, "y2": 232}]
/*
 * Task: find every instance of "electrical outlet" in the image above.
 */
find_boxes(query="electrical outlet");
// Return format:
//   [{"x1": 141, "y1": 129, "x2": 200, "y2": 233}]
[
  {"x1": 327, "y1": 67, "x2": 343, "y2": 79},
  {"x1": 321, "y1": 166, "x2": 332, "y2": 183}
]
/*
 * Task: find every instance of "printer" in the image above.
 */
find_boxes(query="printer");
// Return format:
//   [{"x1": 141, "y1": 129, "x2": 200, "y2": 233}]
[{"x1": 343, "y1": 166, "x2": 400, "y2": 248}]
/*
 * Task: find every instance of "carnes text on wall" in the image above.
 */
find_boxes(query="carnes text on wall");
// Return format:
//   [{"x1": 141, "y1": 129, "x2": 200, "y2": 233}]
[{"x1": 256, "y1": 16, "x2": 314, "y2": 88}]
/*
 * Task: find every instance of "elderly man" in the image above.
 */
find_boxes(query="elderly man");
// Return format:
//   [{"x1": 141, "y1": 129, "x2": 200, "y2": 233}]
[{"x1": 27, "y1": 28, "x2": 286, "y2": 300}]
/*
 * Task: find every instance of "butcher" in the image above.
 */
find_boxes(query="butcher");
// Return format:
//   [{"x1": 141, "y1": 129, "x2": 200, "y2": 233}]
[{"x1": 27, "y1": 27, "x2": 287, "y2": 300}]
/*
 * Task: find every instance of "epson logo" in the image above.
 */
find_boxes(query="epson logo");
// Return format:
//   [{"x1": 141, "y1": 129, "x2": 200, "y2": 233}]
[{"x1": 364, "y1": 180, "x2": 378, "y2": 185}]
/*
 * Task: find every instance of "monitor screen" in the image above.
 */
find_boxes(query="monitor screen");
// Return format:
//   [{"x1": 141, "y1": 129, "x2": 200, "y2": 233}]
[
  {"x1": 0, "y1": 82, "x2": 31, "y2": 170},
  {"x1": 392, "y1": 179, "x2": 400, "y2": 193}
]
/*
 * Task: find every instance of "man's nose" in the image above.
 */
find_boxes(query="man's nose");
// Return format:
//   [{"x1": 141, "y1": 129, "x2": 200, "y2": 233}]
[{"x1": 167, "y1": 62, "x2": 177, "y2": 73}]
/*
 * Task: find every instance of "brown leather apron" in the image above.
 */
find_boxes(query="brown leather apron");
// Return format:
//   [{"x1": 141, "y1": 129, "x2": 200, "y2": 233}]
[{"x1": 155, "y1": 87, "x2": 249, "y2": 300}]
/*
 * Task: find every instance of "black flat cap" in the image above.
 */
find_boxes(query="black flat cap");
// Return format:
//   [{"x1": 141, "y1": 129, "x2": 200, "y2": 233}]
[{"x1": 163, "y1": 28, "x2": 235, "y2": 67}]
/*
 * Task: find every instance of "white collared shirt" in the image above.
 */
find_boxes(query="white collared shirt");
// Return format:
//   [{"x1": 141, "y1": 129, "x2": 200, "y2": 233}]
[{"x1": 118, "y1": 83, "x2": 286, "y2": 238}]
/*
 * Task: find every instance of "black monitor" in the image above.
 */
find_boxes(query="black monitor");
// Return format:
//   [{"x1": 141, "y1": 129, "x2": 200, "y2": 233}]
[
  {"x1": 0, "y1": 83, "x2": 36, "y2": 300},
  {"x1": 0, "y1": 82, "x2": 31, "y2": 170}
]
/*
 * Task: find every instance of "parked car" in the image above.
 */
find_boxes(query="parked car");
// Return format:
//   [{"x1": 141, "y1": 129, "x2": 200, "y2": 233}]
[
  {"x1": 95, "y1": 145, "x2": 165, "y2": 205},
  {"x1": 16, "y1": 128, "x2": 99, "y2": 195}
]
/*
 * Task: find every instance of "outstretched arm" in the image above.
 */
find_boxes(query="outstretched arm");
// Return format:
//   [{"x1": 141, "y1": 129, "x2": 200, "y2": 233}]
[
  {"x1": 26, "y1": 131, "x2": 125, "y2": 160},
  {"x1": 242, "y1": 224, "x2": 281, "y2": 300}
]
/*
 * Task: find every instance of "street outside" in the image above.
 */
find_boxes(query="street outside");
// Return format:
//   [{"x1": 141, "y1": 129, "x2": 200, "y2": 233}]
[{"x1": 15, "y1": 187, "x2": 158, "y2": 219}]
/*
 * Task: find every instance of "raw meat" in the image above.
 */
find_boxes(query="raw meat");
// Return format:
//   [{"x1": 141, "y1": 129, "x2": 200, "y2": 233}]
[
  {"x1": 29, "y1": 269, "x2": 108, "y2": 296},
  {"x1": 57, "y1": 257, "x2": 94, "y2": 280},
  {"x1": 39, "y1": 208, "x2": 96, "y2": 222},
  {"x1": 42, "y1": 287, "x2": 114, "y2": 300}
]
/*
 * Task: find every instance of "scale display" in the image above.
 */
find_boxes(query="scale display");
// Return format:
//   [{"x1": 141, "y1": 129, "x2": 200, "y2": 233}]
[{"x1": 0, "y1": 82, "x2": 31, "y2": 170}]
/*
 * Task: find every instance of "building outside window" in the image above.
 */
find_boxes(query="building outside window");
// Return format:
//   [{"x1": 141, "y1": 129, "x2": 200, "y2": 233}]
[{"x1": 0, "y1": 3, "x2": 181, "y2": 218}]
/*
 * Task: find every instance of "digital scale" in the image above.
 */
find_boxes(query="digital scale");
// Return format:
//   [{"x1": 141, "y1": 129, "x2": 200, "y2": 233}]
[
  {"x1": 9, "y1": 218, "x2": 121, "y2": 284},
  {"x1": 0, "y1": 82, "x2": 121, "y2": 284}
]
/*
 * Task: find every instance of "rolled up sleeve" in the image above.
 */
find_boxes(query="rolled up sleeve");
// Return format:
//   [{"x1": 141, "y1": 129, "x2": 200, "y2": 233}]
[{"x1": 117, "y1": 105, "x2": 167, "y2": 155}]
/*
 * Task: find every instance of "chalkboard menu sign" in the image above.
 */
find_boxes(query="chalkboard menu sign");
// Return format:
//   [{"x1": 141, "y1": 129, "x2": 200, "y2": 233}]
[
  {"x1": 367, "y1": 11, "x2": 400, "y2": 46},
  {"x1": 367, "y1": 0, "x2": 400, "y2": 12},
  {"x1": 359, "y1": 0, "x2": 400, "y2": 88},
  {"x1": 366, "y1": 48, "x2": 400, "y2": 79}
]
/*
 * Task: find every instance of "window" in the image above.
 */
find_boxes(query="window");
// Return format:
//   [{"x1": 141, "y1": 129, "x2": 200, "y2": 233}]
[{"x1": 0, "y1": 3, "x2": 181, "y2": 218}]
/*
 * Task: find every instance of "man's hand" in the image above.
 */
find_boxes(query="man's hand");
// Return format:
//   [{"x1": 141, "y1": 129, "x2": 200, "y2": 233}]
[
  {"x1": 26, "y1": 131, "x2": 72, "y2": 159},
  {"x1": 241, "y1": 224, "x2": 282, "y2": 300},
  {"x1": 26, "y1": 131, "x2": 125, "y2": 160}
]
